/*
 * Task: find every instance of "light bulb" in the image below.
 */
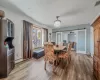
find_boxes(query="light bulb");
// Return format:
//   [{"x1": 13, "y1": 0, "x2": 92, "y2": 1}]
[{"x1": 54, "y1": 20, "x2": 61, "y2": 27}]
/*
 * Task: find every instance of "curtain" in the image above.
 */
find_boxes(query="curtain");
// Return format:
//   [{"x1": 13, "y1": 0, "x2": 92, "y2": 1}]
[
  {"x1": 23, "y1": 20, "x2": 32, "y2": 59},
  {"x1": 43, "y1": 28, "x2": 48, "y2": 42}
]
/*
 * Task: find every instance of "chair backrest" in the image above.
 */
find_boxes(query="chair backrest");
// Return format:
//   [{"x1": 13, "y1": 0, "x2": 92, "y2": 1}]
[
  {"x1": 67, "y1": 43, "x2": 70, "y2": 51},
  {"x1": 44, "y1": 42, "x2": 55, "y2": 61},
  {"x1": 51, "y1": 42, "x2": 56, "y2": 45},
  {"x1": 67, "y1": 43, "x2": 73, "y2": 54},
  {"x1": 72, "y1": 42, "x2": 75, "y2": 48}
]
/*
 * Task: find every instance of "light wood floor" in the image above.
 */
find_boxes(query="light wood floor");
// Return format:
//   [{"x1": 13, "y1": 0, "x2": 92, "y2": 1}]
[{"x1": 0, "y1": 51, "x2": 96, "y2": 80}]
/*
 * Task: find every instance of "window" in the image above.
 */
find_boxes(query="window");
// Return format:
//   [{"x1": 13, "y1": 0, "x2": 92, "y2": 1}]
[
  {"x1": 32, "y1": 27, "x2": 42, "y2": 48},
  {"x1": 32, "y1": 26, "x2": 48, "y2": 49}
]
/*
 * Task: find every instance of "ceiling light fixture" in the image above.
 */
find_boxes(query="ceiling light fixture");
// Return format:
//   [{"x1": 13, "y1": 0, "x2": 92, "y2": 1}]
[{"x1": 54, "y1": 16, "x2": 61, "y2": 27}]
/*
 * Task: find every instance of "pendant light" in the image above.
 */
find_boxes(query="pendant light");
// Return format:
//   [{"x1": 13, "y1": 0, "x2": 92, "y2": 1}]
[{"x1": 54, "y1": 16, "x2": 61, "y2": 27}]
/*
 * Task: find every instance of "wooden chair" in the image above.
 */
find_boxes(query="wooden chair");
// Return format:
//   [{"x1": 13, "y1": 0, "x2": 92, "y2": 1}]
[
  {"x1": 58, "y1": 43, "x2": 72, "y2": 68},
  {"x1": 71, "y1": 42, "x2": 76, "y2": 51},
  {"x1": 61, "y1": 43, "x2": 70, "y2": 53},
  {"x1": 44, "y1": 42, "x2": 57, "y2": 71},
  {"x1": 64, "y1": 42, "x2": 74, "y2": 52}
]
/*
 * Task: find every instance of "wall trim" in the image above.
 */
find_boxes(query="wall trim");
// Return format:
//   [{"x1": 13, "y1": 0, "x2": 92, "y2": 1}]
[
  {"x1": 76, "y1": 51, "x2": 86, "y2": 54},
  {"x1": 15, "y1": 58, "x2": 23, "y2": 63}
]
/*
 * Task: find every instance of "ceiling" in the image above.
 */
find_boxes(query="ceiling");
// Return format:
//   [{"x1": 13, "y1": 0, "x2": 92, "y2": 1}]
[{"x1": 0, "y1": 0, "x2": 100, "y2": 28}]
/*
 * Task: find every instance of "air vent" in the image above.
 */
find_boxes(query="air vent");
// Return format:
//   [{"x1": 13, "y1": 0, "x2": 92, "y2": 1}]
[{"x1": 95, "y1": 0, "x2": 100, "y2": 6}]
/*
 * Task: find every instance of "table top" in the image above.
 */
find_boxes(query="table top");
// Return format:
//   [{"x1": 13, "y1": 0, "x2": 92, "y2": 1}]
[{"x1": 54, "y1": 46, "x2": 66, "y2": 51}]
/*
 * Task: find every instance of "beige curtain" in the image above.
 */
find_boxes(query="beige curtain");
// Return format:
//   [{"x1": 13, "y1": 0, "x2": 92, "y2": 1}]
[
  {"x1": 43, "y1": 28, "x2": 48, "y2": 42},
  {"x1": 23, "y1": 20, "x2": 32, "y2": 59}
]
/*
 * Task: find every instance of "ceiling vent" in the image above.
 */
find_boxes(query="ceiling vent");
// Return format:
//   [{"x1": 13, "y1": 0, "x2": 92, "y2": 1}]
[{"x1": 95, "y1": 0, "x2": 100, "y2": 6}]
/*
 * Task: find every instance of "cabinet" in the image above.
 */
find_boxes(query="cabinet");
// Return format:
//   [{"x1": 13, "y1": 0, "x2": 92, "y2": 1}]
[
  {"x1": 7, "y1": 20, "x2": 14, "y2": 37},
  {"x1": 92, "y1": 16, "x2": 100, "y2": 80},
  {"x1": 0, "y1": 19, "x2": 15, "y2": 78}
]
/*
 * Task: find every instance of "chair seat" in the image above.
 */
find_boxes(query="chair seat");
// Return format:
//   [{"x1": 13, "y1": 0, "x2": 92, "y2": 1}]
[
  {"x1": 58, "y1": 53, "x2": 68, "y2": 58},
  {"x1": 44, "y1": 55, "x2": 57, "y2": 61}
]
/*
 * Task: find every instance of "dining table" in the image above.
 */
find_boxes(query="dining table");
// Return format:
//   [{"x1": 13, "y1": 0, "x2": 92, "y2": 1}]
[
  {"x1": 54, "y1": 45, "x2": 66, "y2": 51},
  {"x1": 54, "y1": 45, "x2": 66, "y2": 55}
]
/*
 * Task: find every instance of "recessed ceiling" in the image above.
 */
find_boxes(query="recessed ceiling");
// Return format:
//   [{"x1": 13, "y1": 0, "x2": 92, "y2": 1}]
[{"x1": 0, "y1": 0, "x2": 100, "y2": 28}]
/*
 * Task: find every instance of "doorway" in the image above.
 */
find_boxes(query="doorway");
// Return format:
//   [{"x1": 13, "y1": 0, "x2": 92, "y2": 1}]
[
  {"x1": 68, "y1": 32, "x2": 76, "y2": 50},
  {"x1": 56, "y1": 32, "x2": 62, "y2": 44}
]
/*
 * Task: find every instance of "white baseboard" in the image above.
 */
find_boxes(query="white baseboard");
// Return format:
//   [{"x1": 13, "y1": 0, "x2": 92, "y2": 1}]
[
  {"x1": 91, "y1": 53, "x2": 94, "y2": 57},
  {"x1": 15, "y1": 58, "x2": 23, "y2": 64},
  {"x1": 76, "y1": 51, "x2": 86, "y2": 54}
]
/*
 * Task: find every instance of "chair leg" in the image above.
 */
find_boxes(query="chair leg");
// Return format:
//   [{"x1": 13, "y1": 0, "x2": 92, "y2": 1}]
[
  {"x1": 69, "y1": 55, "x2": 71, "y2": 63},
  {"x1": 65, "y1": 59, "x2": 69, "y2": 71},
  {"x1": 55, "y1": 59, "x2": 57, "y2": 66},
  {"x1": 56, "y1": 58, "x2": 60, "y2": 66},
  {"x1": 62, "y1": 59, "x2": 65, "y2": 69},
  {"x1": 53, "y1": 61, "x2": 56, "y2": 73},
  {"x1": 68, "y1": 57, "x2": 70, "y2": 64},
  {"x1": 67, "y1": 58, "x2": 69, "y2": 65},
  {"x1": 44, "y1": 61, "x2": 46, "y2": 70}
]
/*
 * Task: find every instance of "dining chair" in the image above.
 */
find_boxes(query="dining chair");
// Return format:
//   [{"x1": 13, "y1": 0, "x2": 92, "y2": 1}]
[
  {"x1": 61, "y1": 43, "x2": 70, "y2": 53},
  {"x1": 44, "y1": 42, "x2": 57, "y2": 72},
  {"x1": 51, "y1": 42, "x2": 56, "y2": 45},
  {"x1": 71, "y1": 42, "x2": 76, "y2": 50},
  {"x1": 58, "y1": 43, "x2": 72, "y2": 68}
]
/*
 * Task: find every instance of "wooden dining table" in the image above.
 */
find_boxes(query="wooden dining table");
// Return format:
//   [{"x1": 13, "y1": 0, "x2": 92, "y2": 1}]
[{"x1": 54, "y1": 45, "x2": 66, "y2": 51}]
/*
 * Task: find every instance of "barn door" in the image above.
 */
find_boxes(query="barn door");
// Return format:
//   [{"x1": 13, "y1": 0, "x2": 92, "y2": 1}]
[{"x1": 76, "y1": 29, "x2": 86, "y2": 54}]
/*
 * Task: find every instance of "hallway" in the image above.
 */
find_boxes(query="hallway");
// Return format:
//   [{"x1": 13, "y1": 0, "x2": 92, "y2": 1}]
[{"x1": 0, "y1": 52, "x2": 95, "y2": 80}]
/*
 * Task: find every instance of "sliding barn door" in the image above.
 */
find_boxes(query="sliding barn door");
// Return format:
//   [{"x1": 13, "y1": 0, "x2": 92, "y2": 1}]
[{"x1": 76, "y1": 29, "x2": 86, "y2": 54}]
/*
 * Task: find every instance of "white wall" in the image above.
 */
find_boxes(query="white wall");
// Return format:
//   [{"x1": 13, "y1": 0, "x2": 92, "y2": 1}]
[
  {"x1": 68, "y1": 33, "x2": 76, "y2": 42},
  {"x1": 62, "y1": 32, "x2": 69, "y2": 43},
  {"x1": 0, "y1": 6, "x2": 52, "y2": 63}
]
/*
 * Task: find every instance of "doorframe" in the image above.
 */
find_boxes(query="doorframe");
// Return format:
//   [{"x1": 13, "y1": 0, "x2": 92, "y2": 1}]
[
  {"x1": 56, "y1": 32, "x2": 62, "y2": 44},
  {"x1": 76, "y1": 29, "x2": 86, "y2": 54}
]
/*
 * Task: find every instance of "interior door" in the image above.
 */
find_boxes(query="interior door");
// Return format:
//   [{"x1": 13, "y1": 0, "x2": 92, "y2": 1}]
[
  {"x1": 76, "y1": 29, "x2": 86, "y2": 53},
  {"x1": 56, "y1": 32, "x2": 62, "y2": 44}
]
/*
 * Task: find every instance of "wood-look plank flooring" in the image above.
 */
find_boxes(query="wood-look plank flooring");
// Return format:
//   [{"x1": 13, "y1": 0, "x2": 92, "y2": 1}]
[{"x1": 0, "y1": 51, "x2": 96, "y2": 80}]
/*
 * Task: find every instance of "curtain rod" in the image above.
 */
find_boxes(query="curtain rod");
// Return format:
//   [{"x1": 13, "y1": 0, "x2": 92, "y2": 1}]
[
  {"x1": 52, "y1": 28, "x2": 86, "y2": 33},
  {"x1": 23, "y1": 20, "x2": 48, "y2": 30}
]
